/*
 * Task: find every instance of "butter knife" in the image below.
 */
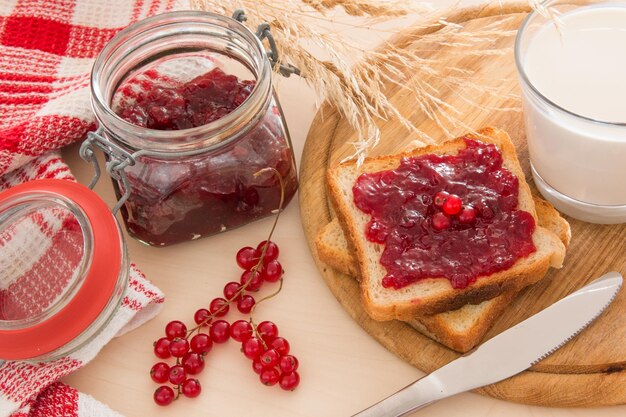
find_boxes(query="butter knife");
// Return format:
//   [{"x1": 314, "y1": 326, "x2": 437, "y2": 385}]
[{"x1": 353, "y1": 271, "x2": 623, "y2": 417}]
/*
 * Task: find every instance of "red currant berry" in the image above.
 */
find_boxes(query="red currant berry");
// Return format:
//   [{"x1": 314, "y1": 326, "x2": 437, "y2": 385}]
[
  {"x1": 169, "y1": 337, "x2": 190, "y2": 358},
  {"x1": 209, "y1": 297, "x2": 229, "y2": 317},
  {"x1": 168, "y1": 364, "x2": 187, "y2": 385},
  {"x1": 153, "y1": 337, "x2": 171, "y2": 359},
  {"x1": 257, "y1": 321, "x2": 279, "y2": 343},
  {"x1": 181, "y1": 379, "x2": 202, "y2": 398},
  {"x1": 241, "y1": 270, "x2": 263, "y2": 292},
  {"x1": 181, "y1": 352, "x2": 205, "y2": 375},
  {"x1": 154, "y1": 386, "x2": 175, "y2": 406},
  {"x1": 443, "y1": 194, "x2": 462, "y2": 215},
  {"x1": 165, "y1": 320, "x2": 187, "y2": 340},
  {"x1": 261, "y1": 260, "x2": 282, "y2": 283},
  {"x1": 458, "y1": 206, "x2": 477, "y2": 224},
  {"x1": 230, "y1": 320, "x2": 253, "y2": 342},
  {"x1": 381, "y1": 276, "x2": 395, "y2": 289},
  {"x1": 279, "y1": 355, "x2": 299, "y2": 373},
  {"x1": 190, "y1": 333, "x2": 212, "y2": 354},
  {"x1": 150, "y1": 362, "x2": 170, "y2": 383},
  {"x1": 209, "y1": 320, "x2": 230, "y2": 343},
  {"x1": 256, "y1": 240, "x2": 279, "y2": 263},
  {"x1": 433, "y1": 191, "x2": 450, "y2": 207},
  {"x1": 432, "y1": 212, "x2": 451, "y2": 231},
  {"x1": 242, "y1": 337, "x2": 264, "y2": 360},
  {"x1": 236, "y1": 246, "x2": 260, "y2": 270},
  {"x1": 252, "y1": 357, "x2": 265, "y2": 374},
  {"x1": 223, "y1": 281, "x2": 242, "y2": 301},
  {"x1": 237, "y1": 295, "x2": 256, "y2": 314},
  {"x1": 260, "y1": 368, "x2": 280, "y2": 386},
  {"x1": 259, "y1": 348, "x2": 281, "y2": 368},
  {"x1": 279, "y1": 371, "x2": 300, "y2": 391},
  {"x1": 271, "y1": 337, "x2": 290, "y2": 356},
  {"x1": 194, "y1": 308, "x2": 211, "y2": 327}
]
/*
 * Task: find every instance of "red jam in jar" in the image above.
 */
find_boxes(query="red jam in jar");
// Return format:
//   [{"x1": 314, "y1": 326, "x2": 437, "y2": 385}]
[
  {"x1": 90, "y1": 12, "x2": 298, "y2": 247},
  {"x1": 352, "y1": 139, "x2": 536, "y2": 289},
  {"x1": 116, "y1": 68, "x2": 256, "y2": 130}
]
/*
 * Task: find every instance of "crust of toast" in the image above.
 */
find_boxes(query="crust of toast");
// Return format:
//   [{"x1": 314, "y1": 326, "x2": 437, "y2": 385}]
[
  {"x1": 316, "y1": 198, "x2": 570, "y2": 352},
  {"x1": 326, "y1": 127, "x2": 566, "y2": 321}
]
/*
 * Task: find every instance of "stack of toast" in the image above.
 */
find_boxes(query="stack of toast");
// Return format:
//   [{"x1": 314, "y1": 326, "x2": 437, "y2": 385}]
[{"x1": 315, "y1": 127, "x2": 570, "y2": 352}]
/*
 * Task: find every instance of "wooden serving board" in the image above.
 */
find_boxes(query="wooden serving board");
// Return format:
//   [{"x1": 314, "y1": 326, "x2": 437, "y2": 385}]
[{"x1": 299, "y1": 2, "x2": 626, "y2": 407}]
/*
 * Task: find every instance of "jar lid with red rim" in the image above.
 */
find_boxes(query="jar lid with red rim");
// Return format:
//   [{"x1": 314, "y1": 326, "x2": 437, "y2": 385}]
[{"x1": 0, "y1": 179, "x2": 125, "y2": 361}]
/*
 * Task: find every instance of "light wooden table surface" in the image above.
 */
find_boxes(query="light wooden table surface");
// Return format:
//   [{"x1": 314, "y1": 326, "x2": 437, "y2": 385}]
[{"x1": 62, "y1": 2, "x2": 626, "y2": 416}]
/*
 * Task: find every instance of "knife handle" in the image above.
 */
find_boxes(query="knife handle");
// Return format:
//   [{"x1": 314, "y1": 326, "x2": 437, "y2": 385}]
[{"x1": 351, "y1": 374, "x2": 448, "y2": 417}]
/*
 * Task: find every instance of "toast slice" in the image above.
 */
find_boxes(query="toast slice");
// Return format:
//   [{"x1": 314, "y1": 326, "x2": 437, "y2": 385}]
[
  {"x1": 326, "y1": 127, "x2": 566, "y2": 321},
  {"x1": 315, "y1": 198, "x2": 570, "y2": 352}
]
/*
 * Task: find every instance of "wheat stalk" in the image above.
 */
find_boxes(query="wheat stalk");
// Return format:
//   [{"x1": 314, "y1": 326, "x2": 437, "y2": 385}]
[{"x1": 191, "y1": 0, "x2": 545, "y2": 164}]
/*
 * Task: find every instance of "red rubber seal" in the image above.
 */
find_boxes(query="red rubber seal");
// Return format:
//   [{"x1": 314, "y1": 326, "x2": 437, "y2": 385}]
[{"x1": 0, "y1": 180, "x2": 122, "y2": 360}]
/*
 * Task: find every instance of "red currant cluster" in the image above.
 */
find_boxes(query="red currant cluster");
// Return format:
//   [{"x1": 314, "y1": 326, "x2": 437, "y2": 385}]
[
  {"x1": 149, "y1": 240, "x2": 299, "y2": 406},
  {"x1": 432, "y1": 191, "x2": 477, "y2": 230}
]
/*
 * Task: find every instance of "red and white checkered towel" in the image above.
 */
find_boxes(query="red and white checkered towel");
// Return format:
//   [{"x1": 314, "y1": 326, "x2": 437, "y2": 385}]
[{"x1": 0, "y1": 1, "x2": 178, "y2": 416}]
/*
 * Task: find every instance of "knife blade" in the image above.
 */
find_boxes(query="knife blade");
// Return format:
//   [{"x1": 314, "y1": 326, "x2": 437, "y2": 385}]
[{"x1": 353, "y1": 271, "x2": 623, "y2": 417}]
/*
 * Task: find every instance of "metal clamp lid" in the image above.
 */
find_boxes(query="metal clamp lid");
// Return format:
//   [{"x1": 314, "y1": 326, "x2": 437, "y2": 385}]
[
  {"x1": 79, "y1": 128, "x2": 145, "y2": 214},
  {"x1": 232, "y1": 10, "x2": 301, "y2": 78}
]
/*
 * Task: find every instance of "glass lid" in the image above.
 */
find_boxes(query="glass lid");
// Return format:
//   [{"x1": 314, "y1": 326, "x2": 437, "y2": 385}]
[
  {"x1": 0, "y1": 180, "x2": 123, "y2": 360},
  {"x1": 0, "y1": 194, "x2": 92, "y2": 330}
]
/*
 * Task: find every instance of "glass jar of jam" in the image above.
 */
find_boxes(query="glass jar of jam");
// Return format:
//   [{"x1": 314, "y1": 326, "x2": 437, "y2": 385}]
[
  {"x1": 0, "y1": 180, "x2": 127, "y2": 362},
  {"x1": 88, "y1": 11, "x2": 298, "y2": 247}
]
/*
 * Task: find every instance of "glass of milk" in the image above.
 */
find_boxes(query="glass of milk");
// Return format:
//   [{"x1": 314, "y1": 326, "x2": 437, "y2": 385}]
[{"x1": 515, "y1": 0, "x2": 626, "y2": 223}]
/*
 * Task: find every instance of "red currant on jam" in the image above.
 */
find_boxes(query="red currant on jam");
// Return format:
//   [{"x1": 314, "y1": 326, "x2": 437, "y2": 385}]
[
  {"x1": 150, "y1": 362, "x2": 170, "y2": 384},
  {"x1": 154, "y1": 386, "x2": 176, "y2": 406},
  {"x1": 242, "y1": 337, "x2": 264, "y2": 360},
  {"x1": 168, "y1": 364, "x2": 187, "y2": 385},
  {"x1": 279, "y1": 371, "x2": 300, "y2": 391},
  {"x1": 257, "y1": 240, "x2": 279, "y2": 263},
  {"x1": 209, "y1": 320, "x2": 231, "y2": 343},
  {"x1": 458, "y1": 206, "x2": 477, "y2": 224},
  {"x1": 181, "y1": 379, "x2": 202, "y2": 398},
  {"x1": 193, "y1": 308, "x2": 211, "y2": 326},
  {"x1": 432, "y1": 212, "x2": 451, "y2": 231},
  {"x1": 190, "y1": 333, "x2": 212, "y2": 354},
  {"x1": 237, "y1": 295, "x2": 256, "y2": 314},
  {"x1": 260, "y1": 368, "x2": 280, "y2": 386},
  {"x1": 381, "y1": 275, "x2": 395, "y2": 289},
  {"x1": 236, "y1": 247, "x2": 260, "y2": 270},
  {"x1": 153, "y1": 337, "x2": 172, "y2": 359},
  {"x1": 181, "y1": 352, "x2": 205, "y2": 375},
  {"x1": 209, "y1": 297, "x2": 229, "y2": 317},
  {"x1": 261, "y1": 260, "x2": 283, "y2": 283},
  {"x1": 165, "y1": 320, "x2": 187, "y2": 340},
  {"x1": 442, "y1": 194, "x2": 462, "y2": 215},
  {"x1": 230, "y1": 320, "x2": 253, "y2": 342},
  {"x1": 279, "y1": 355, "x2": 299, "y2": 373},
  {"x1": 433, "y1": 191, "x2": 449, "y2": 207},
  {"x1": 257, "y1": 321, "x2": 279, "y2": 343}
]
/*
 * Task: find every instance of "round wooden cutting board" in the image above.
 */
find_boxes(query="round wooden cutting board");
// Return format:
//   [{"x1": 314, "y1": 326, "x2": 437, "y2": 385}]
[{"x1": 299, "y1": 2, "x2": 626, "y2": 407}]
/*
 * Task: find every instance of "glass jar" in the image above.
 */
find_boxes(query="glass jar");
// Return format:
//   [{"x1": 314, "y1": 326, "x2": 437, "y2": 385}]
[
  {"x1": 0, "y1": 180, "x2": 127, "y2": 362},
  {"x1": 89, "y1": 11, "x2": 298, "y2": 247}
]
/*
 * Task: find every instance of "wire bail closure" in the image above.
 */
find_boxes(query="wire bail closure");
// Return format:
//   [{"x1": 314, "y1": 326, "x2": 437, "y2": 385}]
[
  {"x1": 232, "y1": 9, "x2": 301, "y2": 78},
  {"x1": 79, "y1": 128, "x2": 143, "y2": 214}
]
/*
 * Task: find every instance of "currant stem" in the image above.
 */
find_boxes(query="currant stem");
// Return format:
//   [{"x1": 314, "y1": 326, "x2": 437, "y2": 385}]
[
  {"x1": 251, "y1": 277, "x2": 284, "y2": 317},
  {"x1": 253, "y1": 167, "x2": 286, "y2": 246}
]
